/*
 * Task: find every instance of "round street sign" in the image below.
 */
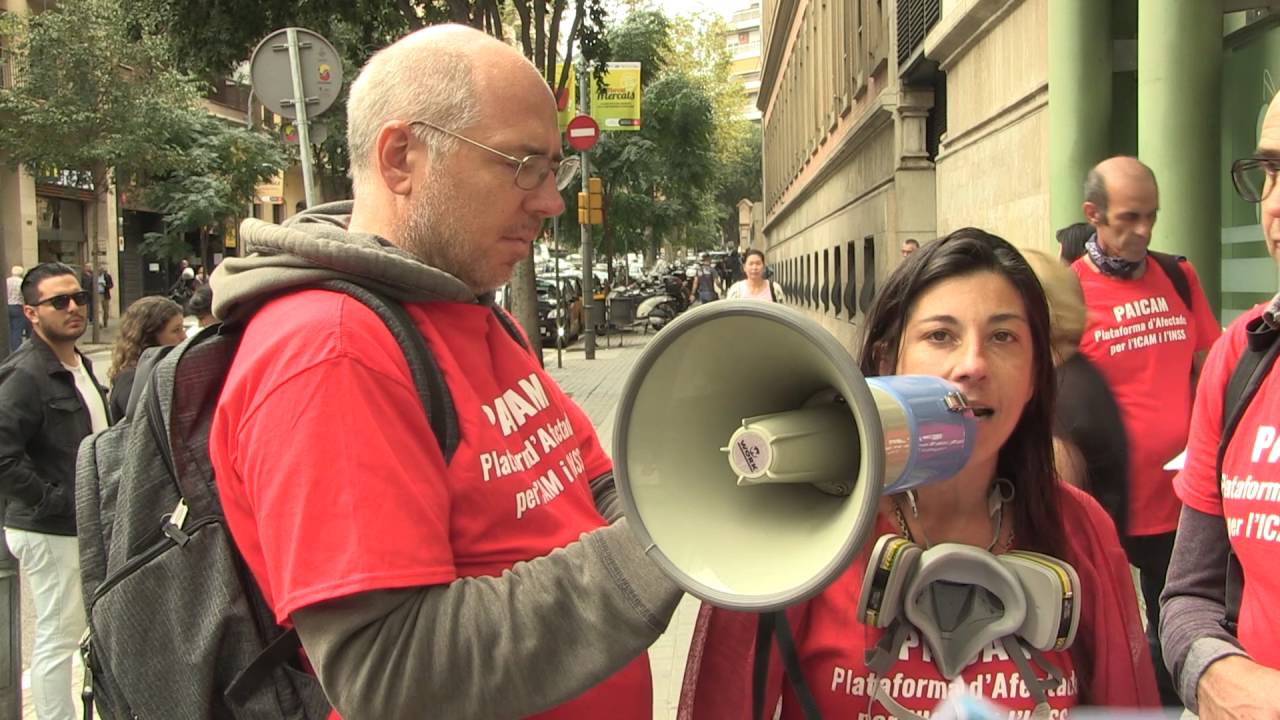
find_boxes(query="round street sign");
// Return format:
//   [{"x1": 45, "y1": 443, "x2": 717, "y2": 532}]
[
  {"x1": 566, "y1": 115, "x2": 601, "y2": 151},
  {"x1": 249, "y1": 28, "x2": 344, "y2": 120}
]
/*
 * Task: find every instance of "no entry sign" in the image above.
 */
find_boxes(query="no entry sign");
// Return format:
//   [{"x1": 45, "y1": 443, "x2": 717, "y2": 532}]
[{"x1": 566, "y1": 114, "x2": 601, "y2": 151}]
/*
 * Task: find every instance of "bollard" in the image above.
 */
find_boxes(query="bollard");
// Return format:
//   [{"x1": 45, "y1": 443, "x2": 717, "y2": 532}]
[{"x1": 0, "y1": 501, "x2": 20, "y2": 720}]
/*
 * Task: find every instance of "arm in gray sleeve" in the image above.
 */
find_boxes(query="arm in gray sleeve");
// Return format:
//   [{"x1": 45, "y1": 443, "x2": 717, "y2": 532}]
[
  {"x1": 1159, "y1": 505, "x2": 1248, "y2": 713},
  {"x1": 292, "y1": 517, "x2": 681, "y2": 720},
  {"x1": 589, "y1": 471, "x2": 623, "y2": 523}
]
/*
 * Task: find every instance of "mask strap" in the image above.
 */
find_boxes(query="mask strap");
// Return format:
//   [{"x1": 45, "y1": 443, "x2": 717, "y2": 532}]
[
  {"x1": 869, "y1": 682, "x2": 930, "y2": 720},
  {"x1": 999, "y1": 636, "x2": 1065, "y2": 719},
  {"x1": 862, "y1": 620, "x2": 930, "y2": 720},
  {"x1": 863, "y1": 617, "x2": 912, "y2": 676}
]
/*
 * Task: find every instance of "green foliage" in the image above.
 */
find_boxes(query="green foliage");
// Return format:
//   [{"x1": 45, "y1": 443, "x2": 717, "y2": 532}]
[
  {"x1": 138, "y1": 112, "x2": 287, "y2": 258},
  {"x1": 0, "y1": 0, "x2": 201, "y2": 191},
  {"x1": 583, "y1": 6, "x2": 760, "y2": 260},
  {"x1": 127, "y1": 0, "x2": 613, "y2": 185}
]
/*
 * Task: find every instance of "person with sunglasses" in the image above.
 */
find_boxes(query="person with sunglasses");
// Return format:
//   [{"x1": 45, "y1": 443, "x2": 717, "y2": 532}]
[
  {"x1": 1161, "y1": 92, "x2": 1280, "y2": 719},
  {"x1": 0, "y1": 261, "x2": 110, "y2": 720},
  {"x1": 205, "y1": 24, "x2": 680, "y2": 719}
]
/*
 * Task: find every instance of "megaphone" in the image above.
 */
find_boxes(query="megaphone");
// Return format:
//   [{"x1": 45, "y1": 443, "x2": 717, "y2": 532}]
[{"x1": 613, "y1": 300, "x2": 976, "y2": 612}]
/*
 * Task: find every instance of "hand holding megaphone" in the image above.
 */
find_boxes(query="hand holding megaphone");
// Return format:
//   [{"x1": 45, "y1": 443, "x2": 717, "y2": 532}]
[{"x1": 613, "y1": 300, "x2": 976, "y2": 611}]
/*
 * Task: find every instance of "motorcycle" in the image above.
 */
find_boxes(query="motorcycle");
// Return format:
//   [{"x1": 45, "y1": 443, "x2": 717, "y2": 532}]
[{"x1": 633, "y1": 274, "x2": 691, "y2": 331}]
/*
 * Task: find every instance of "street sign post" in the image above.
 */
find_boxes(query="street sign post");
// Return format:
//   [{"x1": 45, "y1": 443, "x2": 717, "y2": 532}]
[
  {"x1": 249, "y1": 28, "x2": 343, "y2": 209},
  {"x1": 575, "y1": 69, "x2": 597, "y2": 360}
]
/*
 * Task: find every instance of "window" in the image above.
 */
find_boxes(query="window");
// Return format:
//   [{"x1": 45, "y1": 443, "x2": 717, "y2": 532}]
[
  {"x1": 859, "y1": 235, "x2": 877, "y2": 314},
  {"x1": 832, "y1": 246, "x2": 843, "y2": 319},
  {"x1": 844, "y1": 241, "x2": 858, "y2": 321}
]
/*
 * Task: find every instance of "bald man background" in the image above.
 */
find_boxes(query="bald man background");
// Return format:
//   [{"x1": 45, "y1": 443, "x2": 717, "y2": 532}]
[
  {"x1": 207, "y1": 26, "x2": 681, "y2": 719},
  {"x1": 1072, "y1": 156, "x2": 1221, "y2": 707}
]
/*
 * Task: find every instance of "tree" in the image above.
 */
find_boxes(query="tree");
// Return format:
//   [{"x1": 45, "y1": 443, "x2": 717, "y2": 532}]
[
  {"x1": 129, "y1": 0, "x2": 614, "y2": 354},
  {"x1": 0, "y1": 0, "x2": 201, "y2": 341},
  {"x1": 138, "y1": 112, "x2": 288, "y2": 267}
]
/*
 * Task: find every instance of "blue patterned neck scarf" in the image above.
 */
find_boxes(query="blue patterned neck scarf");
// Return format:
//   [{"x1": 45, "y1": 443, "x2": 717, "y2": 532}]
[{"x1": 1085, "y1": 234, "x2": 1144, "y2": 279}]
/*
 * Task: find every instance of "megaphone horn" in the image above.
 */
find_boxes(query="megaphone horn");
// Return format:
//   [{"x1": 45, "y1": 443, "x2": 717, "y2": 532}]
[{"x1": 613, "y1": 300, "x2": 976, "y2": 612}]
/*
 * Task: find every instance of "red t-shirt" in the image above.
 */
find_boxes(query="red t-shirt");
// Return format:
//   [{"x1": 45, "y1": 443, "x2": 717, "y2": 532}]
[
  {"x1": 209, "y1": 290, "x2": 651, "y2": 719},
  {"x1": 782, "y1": 520, "x2": 1078, "y2": 718},
  {"x1": 1073, "y1": 256, "x2": 1221, "y2": 535},
  {"x1": 1174, "y1": 304, "x2": 1280, "y2": 670}
]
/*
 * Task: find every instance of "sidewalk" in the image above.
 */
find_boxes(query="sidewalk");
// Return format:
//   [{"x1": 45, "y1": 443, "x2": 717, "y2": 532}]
[{"x1": 544, "y1": 332, "x2": 700, "y2": 720}]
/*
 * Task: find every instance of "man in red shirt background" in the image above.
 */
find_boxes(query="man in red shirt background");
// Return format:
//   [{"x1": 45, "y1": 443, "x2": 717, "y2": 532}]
[
  {"x1": 207, "y1": 25, "x2": 682, "y2": 719},
  {"x1": 1072, "y1": 156, "x2": 1221, "y2": 707}
]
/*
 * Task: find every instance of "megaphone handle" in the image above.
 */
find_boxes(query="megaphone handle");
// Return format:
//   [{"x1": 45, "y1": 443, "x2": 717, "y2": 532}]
[
  {"x1": 751, "y1": 613, "x2": 774, "y2": 720},
  {"x1": 751, "y1": 611, "x2": 824, "y2": 720}
]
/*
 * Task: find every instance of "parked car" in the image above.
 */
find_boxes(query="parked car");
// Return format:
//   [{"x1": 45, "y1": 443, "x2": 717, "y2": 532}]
[{"x1": 536, "y1": 276, "x2": 584, "y2": 347}]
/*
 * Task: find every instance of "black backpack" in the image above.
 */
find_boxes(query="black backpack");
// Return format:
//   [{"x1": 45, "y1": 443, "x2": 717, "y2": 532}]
[
  {"x1": 75, "y1": 280, "x2": 527, "y2": 719},
  {"x1": 1216, "y1": 315, "x2": 1280, "y2": 635}
]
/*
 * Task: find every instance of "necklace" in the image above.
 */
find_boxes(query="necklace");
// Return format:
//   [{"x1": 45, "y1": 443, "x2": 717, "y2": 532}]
[{"x1": 892, "y1": 480, "x2": 1015, "y2": 552}]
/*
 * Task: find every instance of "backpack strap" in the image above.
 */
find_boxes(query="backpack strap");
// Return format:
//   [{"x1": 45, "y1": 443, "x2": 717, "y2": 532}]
[
  {"x1": 490, "y1": 304, "x2": 536, "y2": 356},
  {"x1": 1217, "y1": 316, "x2": 1280, "y2": 634},
  {"x1": 1149, "y1": 251, "x2": 1193, "y2": 311},
  {"x1": 145, "y1": 280, "x2": 464, "y2": 520}
]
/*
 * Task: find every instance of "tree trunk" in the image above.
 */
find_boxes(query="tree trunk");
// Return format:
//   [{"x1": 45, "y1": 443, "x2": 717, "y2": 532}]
[
  {"x1": 510, "y1": 246, "x2": 542, "y2": 367},
  {"x1": 643, "y1": 226, "x2": 655, "y2": 269},
  {"x1": 89, "y1": 161, "x2": 111, "y2": 345}
]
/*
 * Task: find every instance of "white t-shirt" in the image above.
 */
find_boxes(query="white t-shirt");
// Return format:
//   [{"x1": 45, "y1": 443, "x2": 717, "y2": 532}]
[
  {"x1": 63, "y1": 359, "x2": 110, "y2": 432},
  {"x1": 6, "y1": 276, "x2": 21, "y2": 306},
  {"x1": 725, "y1": 280, "x2": 783, "y2": 302}
]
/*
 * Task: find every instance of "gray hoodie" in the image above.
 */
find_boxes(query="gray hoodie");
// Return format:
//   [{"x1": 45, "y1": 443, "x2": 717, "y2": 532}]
[{"x1": 210, "y1": 204, "x2": 682, "y2": 719}]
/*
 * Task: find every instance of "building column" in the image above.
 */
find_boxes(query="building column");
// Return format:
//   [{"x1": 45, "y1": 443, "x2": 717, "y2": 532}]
[
  {"x1": 1048, "y1": 0, "x2": 1113, "y2": 231},
  {"x1": 1138, "y1": 0, "x2": 1223, "y2": 314}
]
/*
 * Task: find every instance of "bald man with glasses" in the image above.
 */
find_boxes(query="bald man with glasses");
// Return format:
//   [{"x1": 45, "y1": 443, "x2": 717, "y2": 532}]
[
  {"x1": 205, "y1": 24, "x2": 681, "y2": 719},
  {"x1": 0, "y1": 261, "x2": 109, "y2": 720}
]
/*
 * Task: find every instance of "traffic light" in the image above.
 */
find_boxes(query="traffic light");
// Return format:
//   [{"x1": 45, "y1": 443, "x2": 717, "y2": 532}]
[{"x1": 577, "y1": 177, "x2": 604, "y2": 225}]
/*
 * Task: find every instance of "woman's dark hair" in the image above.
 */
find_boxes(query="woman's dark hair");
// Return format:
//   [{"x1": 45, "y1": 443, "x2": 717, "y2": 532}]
[
  {"x1": 858, "y1": 227, "x2": 1065, "y2": 559},
  {"x1": 1056, "y1": 222, "x2": 1093, "y2": 264},
  {"x1": 186, "y1": 283, "x2": 213, "y2": 319},
  {"x1": 743, "y1": 249, "x2": 766, "y2": 263}
]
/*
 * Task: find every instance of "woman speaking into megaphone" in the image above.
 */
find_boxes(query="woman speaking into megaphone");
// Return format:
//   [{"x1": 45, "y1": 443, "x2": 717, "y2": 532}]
[{"x1": 679, "y1": 229, "x2": 1160, "y2": 719}]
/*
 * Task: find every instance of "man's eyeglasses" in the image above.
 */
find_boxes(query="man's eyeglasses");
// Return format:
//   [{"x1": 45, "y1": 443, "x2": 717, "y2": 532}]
[
  {"x1": 1231, "y1": 156, "x2": 1280, "y2": 203},
  {"x1": 410, "y1": 120, "x2": 581, "y2": 191},
  {"x1": 30, "y1": 291, "x2": 89, "y2": 311}
]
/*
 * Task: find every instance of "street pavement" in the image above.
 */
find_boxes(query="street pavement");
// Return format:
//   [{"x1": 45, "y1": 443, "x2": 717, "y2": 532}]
[{"x1": 544, "y1": 331, "x2": 701, "y2": 720}]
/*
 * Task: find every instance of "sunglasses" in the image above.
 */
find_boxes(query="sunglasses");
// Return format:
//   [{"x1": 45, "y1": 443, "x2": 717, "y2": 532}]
[{"x1": 31, "y1": 291, "x2": 90, "y2": 311}]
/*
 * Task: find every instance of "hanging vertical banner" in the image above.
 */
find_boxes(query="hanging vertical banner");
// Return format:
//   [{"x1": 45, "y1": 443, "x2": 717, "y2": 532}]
[
  {"x1": 555, "y1": 63, "x2": 642, "y2": 132},
  {"x1": 592, "y1": 62, "x2": 642, "y2": 131},
  {"x1": 553, "y1": 64, "x2": 577, "y2": 132}
]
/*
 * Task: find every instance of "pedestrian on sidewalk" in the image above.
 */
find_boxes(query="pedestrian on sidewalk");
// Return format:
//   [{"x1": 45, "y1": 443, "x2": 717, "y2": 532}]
[
  {"x1": 0, "y1": 262, "x2": 109, "y2": 720},
  {"x1": 207, "y1": 24, "x2": 681, "y2": 719},
  {"x1": 724, "y1": 249, "x2": 784, "y2": 303},
  {"x1": 7, "y1": 265, "x2": 27, "y2": 353},
  {"x1": 96, "y1": 266, "x2": 113, "y2": 328}
]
